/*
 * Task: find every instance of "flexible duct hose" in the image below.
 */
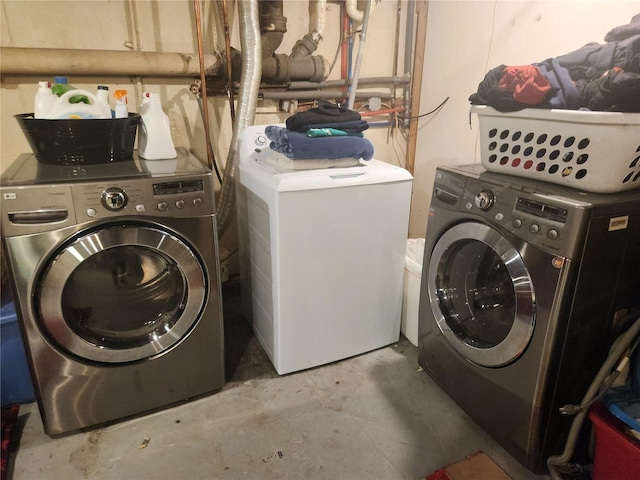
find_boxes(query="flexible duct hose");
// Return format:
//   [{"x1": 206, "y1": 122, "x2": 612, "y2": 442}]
[
  {"x1": 216, "y1": 0, "x2": 262, "y2": 237},
  {"x1": 347, "y1": 0, "x2": 372, "y2": 110},
  {"x1": 547, "y1": 315, "x2": 640, "y2": 480}
]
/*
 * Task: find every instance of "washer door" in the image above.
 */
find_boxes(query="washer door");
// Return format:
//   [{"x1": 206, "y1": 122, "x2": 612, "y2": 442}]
[
  {"x1": 428, "y1": 221, "x2": 535, "y2": 367},
  {"x1": 37, "y1": 223, "x2": 207, "y2": 363}
]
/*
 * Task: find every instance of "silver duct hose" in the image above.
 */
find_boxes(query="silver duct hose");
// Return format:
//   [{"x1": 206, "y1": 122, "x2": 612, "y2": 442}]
[
  {"x1": 216, "y1": 0, "x2": 262, "y2": 237},
  {"x1": 347, "y1": 0, "x2": 372, "y2": 110},
  {"x1": 547, "y1": 315, "x2": 640, "y2": 480}
]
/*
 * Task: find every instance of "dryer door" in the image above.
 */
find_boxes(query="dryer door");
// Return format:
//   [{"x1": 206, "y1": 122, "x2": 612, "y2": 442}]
[
  {"x1": 36, "y1": 223, "x2": 207, "y2": 363},
  {"x1": 427, "y1": 221, "x2": 534, "y2": 367}
]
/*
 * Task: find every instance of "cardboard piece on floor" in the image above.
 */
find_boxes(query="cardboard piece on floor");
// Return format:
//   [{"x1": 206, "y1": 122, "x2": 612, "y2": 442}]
[{"x1": 425, "y1": 451, "x2": 512, "y2": 480}]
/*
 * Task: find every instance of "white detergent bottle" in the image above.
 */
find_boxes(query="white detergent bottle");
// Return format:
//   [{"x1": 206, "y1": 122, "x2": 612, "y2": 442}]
[
  {"x1": 96, "y1": 86, "x2": 114, "y2": 118},
  {"x1": 47, "y1": 89, "x2": 112, "y2": 119},
  {"x1": 138, "y1": 92, "x2": 177, "y2": 159},
  {"x1": 34, "y1": 81, "x2": 57, "y2": 119}
]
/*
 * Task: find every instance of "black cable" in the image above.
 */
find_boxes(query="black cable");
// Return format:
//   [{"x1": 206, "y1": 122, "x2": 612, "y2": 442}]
[{"x1": 404, "y1": 96, "x2": 450, "y2": 119}]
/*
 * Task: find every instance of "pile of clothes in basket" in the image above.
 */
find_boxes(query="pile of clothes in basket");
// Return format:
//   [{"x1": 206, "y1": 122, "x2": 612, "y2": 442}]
[
  {"x1": 469, "y1": 14, "x2": 640, "y2": 112},
  {"x1": 265, "y1": 101, "x2": 374, "y2": 167}
]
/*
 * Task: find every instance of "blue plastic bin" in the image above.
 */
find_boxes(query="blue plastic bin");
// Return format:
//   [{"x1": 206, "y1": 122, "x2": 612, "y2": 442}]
[{"x1": 1, "y1": 292, "x2": 36, "y2": 407}]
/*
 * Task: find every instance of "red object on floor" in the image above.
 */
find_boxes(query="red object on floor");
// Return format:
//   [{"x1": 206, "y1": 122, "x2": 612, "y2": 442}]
[
  {"x1": 589, "y1": 402, "x2": 640, "y2": 480},
  {"x1": 1, "y1": 405, "x2": 20, "y2": 480}
]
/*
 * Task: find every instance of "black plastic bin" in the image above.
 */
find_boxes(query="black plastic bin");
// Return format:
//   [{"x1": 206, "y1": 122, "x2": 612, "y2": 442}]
[{"x1": 15, "y1": 113, "x2": 141, "y2": 165}]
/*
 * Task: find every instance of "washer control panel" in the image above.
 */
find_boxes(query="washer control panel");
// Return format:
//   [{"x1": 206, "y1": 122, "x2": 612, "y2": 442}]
[
  {"x1": 71, "y1": 174, "x2": 213, "y2": 221},
  {"x1": 451, "y1": 174, "x2": 590, "y2": 257}
]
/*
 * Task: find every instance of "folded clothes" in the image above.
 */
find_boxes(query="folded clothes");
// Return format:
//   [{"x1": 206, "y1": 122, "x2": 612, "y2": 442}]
[
  {"x1": 265, "y1": 125, "x2": 374, "y2": 160},
  {"x1": 285, "y1": 100, "x2": 361, "y2": 131},
  {"x1": 296, "y1": 119, "x2": 369, "y2": 135}
]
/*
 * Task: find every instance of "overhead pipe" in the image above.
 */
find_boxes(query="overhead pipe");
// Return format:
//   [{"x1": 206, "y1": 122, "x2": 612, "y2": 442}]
[
  {"x1": 289, "y1": 74, "x2": 410, "y2": 90},
  {"x1": 345, "y1": 0, "x2": 378, "y2": 23},
  {"x1": 216, "y1": 0, "x2": 262, "y2": 238},
  {"x1": 0, "y1": 47, "x2": 221, "y2": 77},
  {"x1": 260, "y1": 89, "x2": 392, "y2": 100}
]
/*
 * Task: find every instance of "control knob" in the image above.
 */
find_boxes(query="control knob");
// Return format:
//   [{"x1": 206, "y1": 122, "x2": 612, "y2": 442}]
[
  {"x1": 474, "y1": 190, "x2": 495, "y2": 211},
  {"x1": 101, "y1": 187, "x2": 127, "y2": 211}
]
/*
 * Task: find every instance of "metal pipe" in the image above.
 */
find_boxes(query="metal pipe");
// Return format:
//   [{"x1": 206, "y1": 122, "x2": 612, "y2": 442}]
[
  {"x1": 289, "y1": 74, "x2": 410, "y2": 90},
  {"x1": 403, "y1": 0, "x2": 415, "y2": 111},
  {"x1": 0, "y1": 47, "x2": 221, "y2": 77},
  {"x1": 260, "y1": 89, "x2": 392, "y2": 100},
  {"x1": 216, "y1": 0, "x2": 262, "y2": 237}
]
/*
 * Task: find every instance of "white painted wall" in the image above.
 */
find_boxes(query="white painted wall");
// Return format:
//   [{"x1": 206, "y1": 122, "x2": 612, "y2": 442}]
[
  {"x1": 1, "y1": 0, "x2": 638, "y2": 242},
  {"x1": 410, "y1": 0, "x2": 639, "y2": 238}
]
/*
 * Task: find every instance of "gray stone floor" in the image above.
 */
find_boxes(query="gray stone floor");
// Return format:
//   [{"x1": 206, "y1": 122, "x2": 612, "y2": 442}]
[{"x1": 6, "y1": 280, "x2": 548, "y2": 480}]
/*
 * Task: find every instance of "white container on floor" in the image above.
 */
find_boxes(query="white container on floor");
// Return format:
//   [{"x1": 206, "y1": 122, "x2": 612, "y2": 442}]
[
  {"x1": 401, "y1": 238, "x2": 424, "y2": 347},
  {"x1": 237, "y1": 125, "x2": 413, "y2": 375}
]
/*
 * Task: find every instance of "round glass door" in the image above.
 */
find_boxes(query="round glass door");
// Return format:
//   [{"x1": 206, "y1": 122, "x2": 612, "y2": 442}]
[
  {"x1": 37, "y1": 224, "x2": 207, "y2": 363},
  {"x1": 427, "y1": 222, "x2": 535, "y2": 367}
]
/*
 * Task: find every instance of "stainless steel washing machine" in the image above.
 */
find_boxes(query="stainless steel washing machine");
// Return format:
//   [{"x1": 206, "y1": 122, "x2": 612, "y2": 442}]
[
  {"x1": 418, "y1": 164, "x2": 640, "y2": 473},
  {"x1": 0, "y1": 149, "x2": 224, "y2": 436}
]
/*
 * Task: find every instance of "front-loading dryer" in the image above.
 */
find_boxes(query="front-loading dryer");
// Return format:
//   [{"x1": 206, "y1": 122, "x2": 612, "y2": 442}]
[
  {"x1": 0, "y1": 149, "x2": 224, "y2": 436},
  {"x1": 418, "y1": 164, "x2": 640, "y2": 473}
]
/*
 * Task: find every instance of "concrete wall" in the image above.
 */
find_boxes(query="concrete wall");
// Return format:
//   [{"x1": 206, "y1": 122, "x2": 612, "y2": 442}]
[{"x1": 1, "y1": 0, "x2": 637, "y2": 243}]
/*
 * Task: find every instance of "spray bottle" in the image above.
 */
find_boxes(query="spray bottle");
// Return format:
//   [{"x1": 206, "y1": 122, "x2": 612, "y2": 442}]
[
  {"x1": 34, "y1": 81, "x2": 57, "y2": 119},
  {"x1": 138, "y1": 92, "x2": 177, "y2": 160},
  {"x1": 114, "y1": 90, "x2": 129, "y2": 119}
]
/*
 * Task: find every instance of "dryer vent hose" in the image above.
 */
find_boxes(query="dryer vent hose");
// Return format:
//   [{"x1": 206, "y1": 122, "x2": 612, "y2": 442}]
[{"x1": 547, "y1": 314, "x2": 640, "y2": 480}]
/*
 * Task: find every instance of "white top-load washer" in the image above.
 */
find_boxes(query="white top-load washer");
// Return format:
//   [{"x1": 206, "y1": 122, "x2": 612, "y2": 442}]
[{"x1": 236, "y1": 125, "x2": 413, "y2": 374}]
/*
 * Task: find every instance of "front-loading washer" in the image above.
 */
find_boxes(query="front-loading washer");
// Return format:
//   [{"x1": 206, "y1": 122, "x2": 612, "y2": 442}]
[
  {"x1": 0, "y1": 149, "x2": 224, "y2": 436},
  {"x1": 418, "y1": 164, "x2": 640, "y2": 473}
]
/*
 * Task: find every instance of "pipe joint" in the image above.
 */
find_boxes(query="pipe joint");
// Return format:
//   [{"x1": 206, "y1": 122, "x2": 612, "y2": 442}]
[
  {"x1": 290, "y1": 33, "x2": 319, "y2": 59},
  {"x1": 262, "y1": 54, "x2": 326, "y2": 84}
]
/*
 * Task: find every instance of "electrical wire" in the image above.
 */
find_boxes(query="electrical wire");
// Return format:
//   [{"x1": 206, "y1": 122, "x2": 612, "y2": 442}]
[{"x1": 405, "y1": 96, "x2": 450, "y2": 119}]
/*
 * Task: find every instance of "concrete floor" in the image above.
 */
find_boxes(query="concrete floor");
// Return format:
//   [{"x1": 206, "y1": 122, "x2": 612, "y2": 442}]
[{"x1": 6, "y1": 280, "x2": 549, "y2": 480}]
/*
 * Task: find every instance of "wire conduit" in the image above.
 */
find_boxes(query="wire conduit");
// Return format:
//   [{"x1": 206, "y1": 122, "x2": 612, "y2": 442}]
[{"x1": 347, "y1": 0, "x2": 372, "y2": 110}]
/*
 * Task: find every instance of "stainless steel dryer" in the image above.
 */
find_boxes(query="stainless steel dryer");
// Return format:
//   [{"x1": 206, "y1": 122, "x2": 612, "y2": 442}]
[
  {"x1": 418, "y1": 164, "x2": 640, "y2": 473},
  {"x1": 0, "y1": 149, "x2": 224, "y2": 436}
]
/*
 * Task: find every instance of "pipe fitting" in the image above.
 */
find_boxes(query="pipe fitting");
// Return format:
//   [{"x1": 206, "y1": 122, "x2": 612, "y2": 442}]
[
  {"x1": 262, "y1": 54, "x2": 325, "y2": 84},
  {"x1": 290, "y1": 33, "x2": 320, "y2": 59}
]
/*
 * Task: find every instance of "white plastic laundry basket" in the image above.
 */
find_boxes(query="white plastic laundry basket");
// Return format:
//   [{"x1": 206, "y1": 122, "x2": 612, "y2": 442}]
[{"x1": 473, "y1": 105, "x2": 640, "y2": 193}]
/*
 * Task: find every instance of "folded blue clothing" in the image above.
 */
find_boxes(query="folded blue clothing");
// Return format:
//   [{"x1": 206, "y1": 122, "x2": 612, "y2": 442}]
[{"x1": 265, "y1": 125, "x2": 374, "y2": 160}]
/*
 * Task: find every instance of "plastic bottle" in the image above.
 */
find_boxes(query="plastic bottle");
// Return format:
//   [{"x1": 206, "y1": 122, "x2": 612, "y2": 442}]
[
  {"x1": 138, "y1": 92, "x2": 177, "y2": 159},
  {"x1": 51, "y1": 76, "x2": 89, "y2": 104},
  {"x1": 47, "y1": 89, "x2": 112, "y2": 119},
  {"x1": 96, "y1": 86, "x2": 113, "y2": 118},
  {"x1": 34, "y1": 81, "x2": 57, "y2": 119},
  {"x1": 114, "y1": 90, "x2": 128, "y2": 119}
]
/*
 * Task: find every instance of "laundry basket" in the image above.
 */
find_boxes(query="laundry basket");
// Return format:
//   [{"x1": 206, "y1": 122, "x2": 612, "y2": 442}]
[{"x1": 472, "y1": 106, "x2": 640, "y2": 193}]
